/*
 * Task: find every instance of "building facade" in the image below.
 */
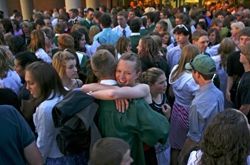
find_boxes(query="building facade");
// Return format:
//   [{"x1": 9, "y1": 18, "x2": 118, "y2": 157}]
[
  {"x1": 0, "y1": 0, "x2": 116, "y2": 19},
  {"x1": 0, "y1": 0, "x2": 248, "y2": 20}
]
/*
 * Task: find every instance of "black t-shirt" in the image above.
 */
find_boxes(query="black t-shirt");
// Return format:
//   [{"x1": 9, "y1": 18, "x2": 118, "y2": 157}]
[
  {"x1": 0, "y1": 88, "x2": 19, "y2": 110},
  {"x1": 227, "y1": 51, "x2": 245, "y2": 103},
  {"x1": 140, "y1": 55, "x2": 170, "y2": 78},
  {"x1": 227, "y1": 51, "x2": 244, "y2": 77},
  {"x1": 236, "y1": 71, "x2": 250, "y2": 122}
]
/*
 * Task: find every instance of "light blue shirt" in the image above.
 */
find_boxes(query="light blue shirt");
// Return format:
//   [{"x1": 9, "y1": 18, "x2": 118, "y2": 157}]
[
  {"x1": 35, "y1": 48, "x2": 52, "y2": 63},
  {"x1": 94, "y1": 27, "x2": 120, "y2": 45},
  {"x1": 91, "y1": 28, "x2": 120, "y2": 54},
  {"x1": 112, "y1": 25, "x2": 132, "y2": 38},
  {"x1": 212, "y1": 55, "x2": 231, "y2": 108},
  {"x1": 166, "y1": 43, "x2": 175, "y2": 52},
  {"x1": 188, "y1": 82, "x2": 224, "y2": 142},
  {"x1": 0, "y1": 70, "x2": 22, "y2": 94},
  {"x1": 206, "y1": 44, "x2": 220, "y2": 57},
  {"x1": 166, "y1": 45, "x2": 181, "y2": 70},
  {"x1": 169, "y1": 65, "x2": 198, "y2": 108}
]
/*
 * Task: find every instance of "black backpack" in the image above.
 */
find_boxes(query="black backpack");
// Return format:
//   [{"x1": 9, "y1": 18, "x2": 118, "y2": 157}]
[{"x1": 52, "y1": 90, "x2": 98, "y2": 155}]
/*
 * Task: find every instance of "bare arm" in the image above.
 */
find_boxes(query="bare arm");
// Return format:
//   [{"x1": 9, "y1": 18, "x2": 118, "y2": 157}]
[
  {"x1": 90, "y1": 84, "x2": 152, "y2": 103},
  {"x1": 80, "y1": 83, "x2": 118, "y2": 93},
  {"x1": 24, "y1": 141, "x2": 43, "y2": 165},
  {"x1": 239, "y1": 104, "x2": 250, "y2": 116},
  {"x1": 179, "y1": 137, "x2": 199, "y2": 165},
  {"x1": 226, "y1": 76, "x2": 233, "y2": 102}
]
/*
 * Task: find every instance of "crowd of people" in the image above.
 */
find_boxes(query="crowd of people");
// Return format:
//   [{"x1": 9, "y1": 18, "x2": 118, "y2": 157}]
[{"x1": 0, "y1": 1, "x2": 250, "y2": 165}]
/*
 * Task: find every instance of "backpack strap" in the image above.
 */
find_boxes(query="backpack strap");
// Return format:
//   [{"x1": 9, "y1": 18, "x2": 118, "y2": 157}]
[{"x1": 76, "y1": 102, "x2": 101, "y2": 150}]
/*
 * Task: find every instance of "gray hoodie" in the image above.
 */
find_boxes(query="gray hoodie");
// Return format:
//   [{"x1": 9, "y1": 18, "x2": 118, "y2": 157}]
[{"x1": 169, "y1": 65, "x2": 198, "y2": 108}]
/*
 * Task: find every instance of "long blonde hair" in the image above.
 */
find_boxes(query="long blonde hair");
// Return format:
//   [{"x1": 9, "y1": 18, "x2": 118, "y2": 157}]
[{"x1": 171, "y1": 45, "x2": 199, "y2": 81}]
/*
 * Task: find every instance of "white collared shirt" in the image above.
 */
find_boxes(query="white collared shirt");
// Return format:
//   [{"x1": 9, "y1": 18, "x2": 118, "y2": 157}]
[
  {"x1": 0, "y1": 70, "x2": 22, "y2": 94},
  {"x1": 100, "y1": 79, "x2": 117, "y2": 86},
  {"x1": 35, "y1": 48, "x2": 52, "y2": 63},
  {"x1": 33, "y1": 94, "x2": 64, "y2": 161},
  {"x1": 130, "y1": 32, "x2": 140, "y2": 36},
  {"x1": 112, "y1": 25, "x2": 132, "y2": 37}
]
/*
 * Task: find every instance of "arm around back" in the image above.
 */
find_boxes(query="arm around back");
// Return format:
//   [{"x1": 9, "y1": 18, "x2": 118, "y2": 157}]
[
  {"x1": 90, "y1": 84, "x2": 152, "y2": 103},
  {"x1": 24, "y1": 141, "x2": 43, "y2": 165},
  {"x1": 81, "y1": 83, "x2": 118, "y2": 93}
]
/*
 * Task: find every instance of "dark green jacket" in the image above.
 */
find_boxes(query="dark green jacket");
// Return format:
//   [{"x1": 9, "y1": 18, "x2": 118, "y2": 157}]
[
  {"x1": 146, "y1": 24, "x2": 155, "y2": 34},
  {"x1": 79, "y1": 19, "x2": 94, "y2": 30},
  {"x1": 139, "y1": 29, "x2": 148, "y2": 36},
  {"x1": 130, "y1": 34, "x2": 141, "y2": 53},
  {"x1": 98, "y1": 99, "x2": 169, "y2": 165}
]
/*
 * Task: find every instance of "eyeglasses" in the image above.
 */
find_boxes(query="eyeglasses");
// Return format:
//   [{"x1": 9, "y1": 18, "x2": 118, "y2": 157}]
[{"x1": 174, "y1": 24, "x2": 189, "y2": 32}]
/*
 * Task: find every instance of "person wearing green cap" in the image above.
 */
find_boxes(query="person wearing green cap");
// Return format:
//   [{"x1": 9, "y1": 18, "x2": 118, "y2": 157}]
[{"x1": 179, "y1": 54, "x2": 224, "y2": 164}]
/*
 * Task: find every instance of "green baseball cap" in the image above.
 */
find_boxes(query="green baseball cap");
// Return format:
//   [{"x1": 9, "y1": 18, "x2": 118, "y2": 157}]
[{"x1": 185, "y1": 54, "x2": 216, "y2": 75}]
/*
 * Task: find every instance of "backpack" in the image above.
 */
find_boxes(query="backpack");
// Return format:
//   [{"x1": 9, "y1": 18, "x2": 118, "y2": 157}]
[{"x1": 52, "y1": 90, "x2": 99, "y2": 155}]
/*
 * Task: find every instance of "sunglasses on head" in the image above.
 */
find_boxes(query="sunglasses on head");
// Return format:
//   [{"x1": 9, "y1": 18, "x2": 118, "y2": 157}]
[{"x1": 175, "y1": 24, "x2": 189, "y2": 32}]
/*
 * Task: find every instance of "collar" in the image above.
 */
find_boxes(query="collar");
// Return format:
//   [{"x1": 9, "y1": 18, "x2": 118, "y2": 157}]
[
  {"x1": 100, "y1": 79, "x2": 117, "y2": 85},
  {"x1": 148, "y1": 23, "x2": 155, "y2": 28},
  {"x1": 199, "y1": 81, "x2": 214, "y2": 91},
  {"x1": 102, "y1": 27, "x2": 112, "y2": 31},
  {"x1": 131, "y1": 32, "x2": 140, "y2": 36},
  {"x1": 70, "y1": 17, "x2": 78, "y2": 21},
  {"x1": 118, "y1": 24, "x2": 128, "y2": 30},
  {"x1": 86, "y1": 18, "x2": 92, "y2": 23}
]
